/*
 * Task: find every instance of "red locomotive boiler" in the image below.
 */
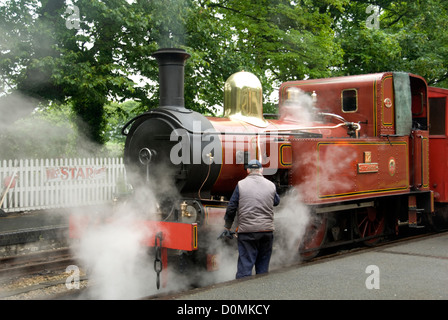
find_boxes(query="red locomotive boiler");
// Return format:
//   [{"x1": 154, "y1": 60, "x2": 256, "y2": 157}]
[{"x1": 70, "y1": 48, "x2": 447, "y2": 288}]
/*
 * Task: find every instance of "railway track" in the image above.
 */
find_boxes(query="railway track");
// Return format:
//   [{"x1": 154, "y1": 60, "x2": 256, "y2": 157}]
[
  {"x1": 0, "y1": 247, "x2": 86, "y2": 299},
  {"x1": 0, "y1": 248, "x2": 73, "y2": 278}
]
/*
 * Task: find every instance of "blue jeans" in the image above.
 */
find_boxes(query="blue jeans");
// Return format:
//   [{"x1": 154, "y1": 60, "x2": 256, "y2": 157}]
[{"x1": 236, "y1": 232, "x2": 274, "y2": 279}]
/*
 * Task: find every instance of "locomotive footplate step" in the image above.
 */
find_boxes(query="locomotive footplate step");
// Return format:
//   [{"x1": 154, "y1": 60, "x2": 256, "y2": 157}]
[{"x1": 168, "y1": 232, "x2": 448, "y2": 300}]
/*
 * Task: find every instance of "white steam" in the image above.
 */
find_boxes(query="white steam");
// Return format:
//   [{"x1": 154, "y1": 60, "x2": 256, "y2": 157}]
[
  {"x1": 71, "y1": 205, "x2": 239, "y2": 299},
  {"x1": 280, "y1": 87, "x2": 316, "y2": 124},
  {"x1": 74, "y1": 213, "x2": 154, "y2": 299},
  {"x1": 0, "y1": 91, "x2": 40, "y2": 127},
  {"x1": 295, "y1": 147, "x2": 357, "y2": 202},
  {"x1": 272, "y1": 190, "x2": 311, "y2": 266},
  {"x1": 71, "y1": 180, "x2": 179, "y2": 299},
  {"x1": 0, "y1": 91, "x2": 106, "y2": 159}
]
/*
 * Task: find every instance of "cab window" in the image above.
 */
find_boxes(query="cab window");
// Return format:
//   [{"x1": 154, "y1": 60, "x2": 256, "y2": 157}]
[
  {"x1": 429, "y1": 97, "x2": 446, "y2": 135},
  {"x1": 342, "y1": 89, "x2": 358, "y2": 112}
]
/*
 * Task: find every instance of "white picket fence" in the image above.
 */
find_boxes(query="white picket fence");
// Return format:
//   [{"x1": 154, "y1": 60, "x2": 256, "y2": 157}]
[{"x1": 0, "y1": 158, "x2": 126, "y2": 213}]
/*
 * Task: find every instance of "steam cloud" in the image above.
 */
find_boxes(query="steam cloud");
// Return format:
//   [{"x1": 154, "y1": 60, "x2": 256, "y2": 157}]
[
  {"x1": 0, "y1": 91, "x2": 40, "y2": 127},
  {"x1": 295, "y1": 147, "x2": 357, "y2": 201},
  {"x1": 280, "y1": 87, "x2": 316, "y2": 124},
  {"x1": 70, "y1": 175, "x2": 313, "y2": 298},
  {"x1": 73, "y1": 212, "x2": 154, "y2": 299},
  {"x1": 70, "y1": 175, "x2": 181, "y2": 299},
  {"x1": 272, "y1": 190, "x2": 311, "y2": 266},
  {"x1": 0, "y1": 91, "x2": 105, "y2": 159}
]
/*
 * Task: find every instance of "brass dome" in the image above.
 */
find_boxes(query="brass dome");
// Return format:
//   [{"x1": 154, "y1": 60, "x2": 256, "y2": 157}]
[{"x1": 224, "y1": 71, "x2": 268, "y2": 127}]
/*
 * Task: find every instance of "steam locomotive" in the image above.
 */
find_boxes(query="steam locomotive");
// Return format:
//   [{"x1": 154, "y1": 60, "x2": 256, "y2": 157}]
[{"x1": 70, "y1": 48, "x2": 448, "y2": 287}]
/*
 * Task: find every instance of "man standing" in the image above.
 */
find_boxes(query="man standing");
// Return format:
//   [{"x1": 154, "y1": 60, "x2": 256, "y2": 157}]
[{"x1": 223, "y1": 159, "x2": 280, "y2": 279}]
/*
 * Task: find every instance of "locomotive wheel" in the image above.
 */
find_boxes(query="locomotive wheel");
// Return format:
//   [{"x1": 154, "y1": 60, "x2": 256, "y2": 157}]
[
  {"x1": 299, "y1": 214, "x2": 327, "y2": 260},
  {"x1": 356, "y1": 207, "x2": 385, "y2": 246}
]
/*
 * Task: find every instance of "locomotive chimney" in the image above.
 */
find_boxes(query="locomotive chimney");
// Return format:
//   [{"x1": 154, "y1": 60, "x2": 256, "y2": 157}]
[{"x1": 152, "y1": 48, "x2": 191, "y2": 109}]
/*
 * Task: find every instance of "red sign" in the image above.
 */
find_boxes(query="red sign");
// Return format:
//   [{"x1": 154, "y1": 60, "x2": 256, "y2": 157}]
[
  {"x1": 357, "y1": 162, "x2": 379, "y2": 173},
  {"x1": 46, "y1": 166, "x2": 107, "y2": 182}
]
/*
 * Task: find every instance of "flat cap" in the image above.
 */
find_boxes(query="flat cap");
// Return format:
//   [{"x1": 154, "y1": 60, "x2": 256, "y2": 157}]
[{"x1": 247, "y1": 159, "x2": 262, "y2": 169}]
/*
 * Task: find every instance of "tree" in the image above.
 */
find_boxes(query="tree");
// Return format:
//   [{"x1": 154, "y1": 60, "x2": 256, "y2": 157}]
[
  {"x1": 335, "y1": 0, "x2": 448, "y2": 87},
  {"x1": 2, "y1": 0, "x2": 447, "y2": 159},
  {"x1": 0, "y1": 0, "x2": 157, "y2": 144},
  {"x1": 0, "y1": 103, "x2": 78, "y2": 159},
  {"x1": 1, "y1": 0, "x2": 349, "y2": 132},
  {"x1": 184, "y1": 0, "x2": 347, "y2": 112}
]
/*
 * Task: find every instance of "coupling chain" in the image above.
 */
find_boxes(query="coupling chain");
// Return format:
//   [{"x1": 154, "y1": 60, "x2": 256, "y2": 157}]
[{"x1": 154, "y1": 232, "x2": 163, "y2": 289}]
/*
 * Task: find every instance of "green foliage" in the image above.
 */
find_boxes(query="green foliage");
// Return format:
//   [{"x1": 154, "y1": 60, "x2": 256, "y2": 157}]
[
  {"x1": 0, "y1": 103, "x2": 77, "y2": 159},
  {"x1": 104, "y1": 100, "x2": 141, "y2": 143},
  {"x1": 0, "y1": 100, "x2": 135, "y2": 160},
  {"x1": 336, "y1": 0, "x2": 448, "y2": 86},
  {"x1": 1, "y1": 0, "x2": 156, "y2": 145}
]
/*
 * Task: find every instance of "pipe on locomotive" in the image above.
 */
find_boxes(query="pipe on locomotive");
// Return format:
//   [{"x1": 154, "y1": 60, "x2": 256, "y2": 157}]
[{"x1": 123, "y1": 108, "x2": 361, "y2": 138}]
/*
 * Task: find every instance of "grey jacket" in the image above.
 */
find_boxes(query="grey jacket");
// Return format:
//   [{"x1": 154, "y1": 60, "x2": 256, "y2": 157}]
[{"x1": 224, "y1": 172, "x2": 280, "y2": 233}]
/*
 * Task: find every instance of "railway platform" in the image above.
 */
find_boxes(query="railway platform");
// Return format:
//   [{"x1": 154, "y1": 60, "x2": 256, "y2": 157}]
[
  {"x1": 0, "y1": 210, "x2": 68, "y2": 233},
  {"x1": 0, "y1": 209, "x2": 69, "y2": 250},
  {"x1": 169, "y1": 231, "x2": 448, "y2": 300}
]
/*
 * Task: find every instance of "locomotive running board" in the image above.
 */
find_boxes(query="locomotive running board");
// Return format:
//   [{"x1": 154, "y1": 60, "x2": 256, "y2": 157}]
[{"x1": 314, "y1": 201, "x2": 375, "y2": 214}]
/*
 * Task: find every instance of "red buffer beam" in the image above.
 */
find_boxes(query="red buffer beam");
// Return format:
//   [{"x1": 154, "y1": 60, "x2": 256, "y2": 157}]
[{"x1": 69, "y1": 215, "x2": 198, "y2": 251}]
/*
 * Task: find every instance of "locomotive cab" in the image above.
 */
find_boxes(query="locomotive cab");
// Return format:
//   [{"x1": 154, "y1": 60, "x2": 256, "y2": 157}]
[{"x1": 280, "y1": 72, "x2": 429, "y2": 138}]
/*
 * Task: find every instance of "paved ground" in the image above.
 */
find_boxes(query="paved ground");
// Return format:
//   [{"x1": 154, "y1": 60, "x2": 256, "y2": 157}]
[{"x1": 173, "y1": 232, "x2": 448, "y2": 300}]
